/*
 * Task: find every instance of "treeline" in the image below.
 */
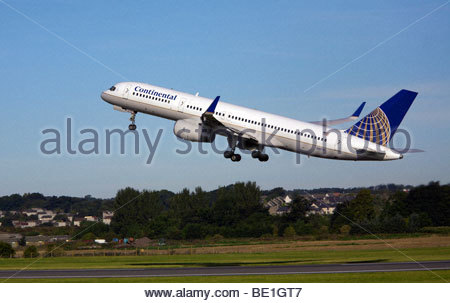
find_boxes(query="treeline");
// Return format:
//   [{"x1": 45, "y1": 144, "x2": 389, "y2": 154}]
[
  {"x1": 1, "y1": 182, "x2": 448, "y2": 240},
  {"x1": 108, "y1": 181, "x2": 449, "y2": 240},
  {"x1": 111, "y1": 182, "x2": 273, "y2": 239},
  {"x1": 330, "y1": 182, "x2": 450, "y2": 234},
  {"x1": 0, "y1": 193, "x2": 113, "y2": 217}
]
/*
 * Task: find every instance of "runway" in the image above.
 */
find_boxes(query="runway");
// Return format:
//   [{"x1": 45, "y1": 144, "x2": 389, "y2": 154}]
[{"x1": 1, "y1": 260, "x2": 449, "y2": 279}]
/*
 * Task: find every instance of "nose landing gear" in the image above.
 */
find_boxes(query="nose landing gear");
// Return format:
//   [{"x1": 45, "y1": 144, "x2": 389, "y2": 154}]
[{"x1": 128, "y1": 111, "x2": 137, "y2": 131}]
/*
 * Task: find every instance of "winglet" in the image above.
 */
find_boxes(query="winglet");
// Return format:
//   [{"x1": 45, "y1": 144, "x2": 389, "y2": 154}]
[
  {"x1": 309, "y1": 101, "x2": 367, "y2": 126},
  {"x1": 205, "y1": 96, "x2": 220, "y2": 114},
  {"x1": 352, "y1": 102, "x2": 366, "y2": 117}
]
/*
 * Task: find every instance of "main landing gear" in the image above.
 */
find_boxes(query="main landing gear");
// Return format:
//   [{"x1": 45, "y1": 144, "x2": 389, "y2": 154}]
[
  {"x1": 128, "y1": 111, "x2": 137, "y2": 131},
  {"x1": 224, "y1": 150, "x2": 241, "y2": 162},
  {"x1": 224, "y1": 136, "x2": 241, "y2": 162},
  {"x1": 251, "y1": 150, "x2": 269, "y2": 162},
  {"x1": 223, "y1": 138, "x2": 269, "y2": 162}
]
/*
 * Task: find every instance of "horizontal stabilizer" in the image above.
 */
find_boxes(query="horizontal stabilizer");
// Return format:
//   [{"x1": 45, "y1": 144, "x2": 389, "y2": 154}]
[{"x1": 392, "y1": 148, "x2": 425, "y2": 153}]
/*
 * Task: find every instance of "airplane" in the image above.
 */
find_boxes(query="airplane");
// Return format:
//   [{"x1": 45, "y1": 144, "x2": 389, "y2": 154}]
[{"x1": 101, "y1": 82, "x2": 419, "y2": 162}]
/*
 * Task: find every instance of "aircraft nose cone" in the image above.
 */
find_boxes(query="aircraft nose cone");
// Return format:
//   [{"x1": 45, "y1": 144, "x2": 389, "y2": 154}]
[{"x1": 101, "y1": 91, "x2": 110, "y2": 102}]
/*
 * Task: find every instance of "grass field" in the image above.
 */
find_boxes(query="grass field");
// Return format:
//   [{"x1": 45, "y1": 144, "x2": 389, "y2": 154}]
[
  {"x1": 1, "y1": 235, "x2": 449, "y2": 282},
  {"x1": 1, "y1": 246, "x2": 449, "y2": 270},
  {"x1": 5, "y1": 270, "x2": 450, "y2": 283}
]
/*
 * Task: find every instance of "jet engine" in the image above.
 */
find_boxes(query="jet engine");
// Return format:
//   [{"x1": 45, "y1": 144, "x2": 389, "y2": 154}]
[{"x1": 173, "y1": 119, "x2": 216, "y2": 142}]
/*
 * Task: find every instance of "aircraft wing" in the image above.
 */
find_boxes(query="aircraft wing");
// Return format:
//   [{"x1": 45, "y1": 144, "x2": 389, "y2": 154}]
[
  {"x1": 201, "y1": 96, "x2": 259, "y2": 142},
  {"x1": 309, "y1": 102, "x2": 366, "y2": 126},
  {"x1": 201, "y1": 96, "x2": 222, "y2": 126}
]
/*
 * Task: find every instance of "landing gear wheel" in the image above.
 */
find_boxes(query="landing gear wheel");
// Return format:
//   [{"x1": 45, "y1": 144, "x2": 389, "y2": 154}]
[
  {"x1": 258, "y1": 153, "x2": 269, "y2": 162},
  {"x1": 251, "y1": 150, "x2": 261, "y2": 159},
  {"x1": 128, "y1": 111, "x2": 137, "y2": 131},
  {"x1": 231, "y1": 154, "x2": 241, "y2": 162},
  {"x1": 224, "y1": 151, "x2": 234, "y2": 159}
]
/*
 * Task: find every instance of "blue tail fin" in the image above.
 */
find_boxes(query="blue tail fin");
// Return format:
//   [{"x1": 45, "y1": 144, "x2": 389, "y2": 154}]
[{"x1": 345, "y1": 89, "x2": 418, "y2": 146}]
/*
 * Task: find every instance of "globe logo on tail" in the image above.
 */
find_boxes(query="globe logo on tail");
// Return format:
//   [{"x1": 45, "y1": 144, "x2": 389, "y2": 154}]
[{"x1": 346, "y1": 107, "x2": 391, "y2": 146}]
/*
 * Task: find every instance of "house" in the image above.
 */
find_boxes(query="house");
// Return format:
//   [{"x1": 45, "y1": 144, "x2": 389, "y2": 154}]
[
  {"x1": 102, "y1": 211, "x2": 114, "y2": 217},
  {"x1": 265, "y1": 196, "x2": 286, "y2": 215},
  {"x1": 284, "y1": 195, "x2": 292, "y2": 204},
  {"x1": 0, "y1": 232, "x2": 21, "y2": 247},
  {"x1": 25, "y1": 235, "x2": 70, "y2": 245},
  {"x1": 73, "y1": 218, "x2": 84, "y2": 226},
  {"x1": 276, "y1": 206, "x2": 290, "y2": 215},
  {"x1": 66, "y1": 214, "x2": 74, "y2": 222},
  {"x1": 54, "y1": 221, "x2": 68, "y2": 227},
  {"x1": 102, "y1": 211, "x2": 114, "y2": 225},
  {"x1": 39, "y1": 215, "x2": 54, "y2": 223},
  {"x1": 12, "y1": 220, "x2": 22, "y2": 228},
  {"x1": 25, "y1": 221, "x2": 38, "y2": 228},
  {"x1": 307, "y1": 203, "x2": 321, "y2": 216},
  {"x1": 12, "y1": 221, "x2": 39, "y2": 228},
  {"x1": 84, "y1": 216, "x2": 97, "y2": 222},
  {"x1": 49, "y1": 235, "x2": 70, "y2": 242},
  {"x1": 25, "y1": 235, "x2": 50, "y2": 246},
  {"x1": 103, "y1": 216, "x2": 113, "y2": 225},
  {"x1": 38, "y1": 211, "x2": 55, "y2": 220},
  {"x1": 320, "y1": 206, "x2": 336, "y2": 215},
  {"x1": 22, "y1": 209, "x2": 38, "y2": 217}
]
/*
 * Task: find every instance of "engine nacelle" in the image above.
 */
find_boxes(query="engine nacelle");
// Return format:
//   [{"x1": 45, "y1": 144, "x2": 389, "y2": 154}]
[{"x1": 173, "y1": 119, "x2": 216, "y2": 143}]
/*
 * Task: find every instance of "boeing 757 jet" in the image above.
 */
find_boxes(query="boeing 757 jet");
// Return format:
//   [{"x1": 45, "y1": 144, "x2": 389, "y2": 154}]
[{"x1": 101, "y1": 82, "x2": 419, "y2": 162}]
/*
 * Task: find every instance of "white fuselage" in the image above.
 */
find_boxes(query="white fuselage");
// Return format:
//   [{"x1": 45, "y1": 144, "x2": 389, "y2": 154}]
[{"x1": 101, "y1": 82, "x2": 402, "y2": 161}]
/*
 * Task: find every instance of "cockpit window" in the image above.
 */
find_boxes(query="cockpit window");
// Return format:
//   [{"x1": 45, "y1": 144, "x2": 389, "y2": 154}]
[{"x1": 109, "y1": 86, "x2": 116, "y2": 91}]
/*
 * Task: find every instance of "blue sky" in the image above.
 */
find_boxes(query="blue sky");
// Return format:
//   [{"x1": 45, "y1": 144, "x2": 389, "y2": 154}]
[{"x1": 1, "y1": 0, "x2": 449, "y2": 197}]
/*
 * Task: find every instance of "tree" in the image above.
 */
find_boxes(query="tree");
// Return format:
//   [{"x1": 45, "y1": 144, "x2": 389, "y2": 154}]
[
  {"x1": 403, "y1": 182, "x2": 450, "y2": 226},
  {"x1": 74, "y1": 221, "x2": 109, "y2": 239},
  {"x1": 264, "y1": 187, "x2": 286, "y2": 200},
  {"x1": 45, "y1": 244, "x2": 65, "y2": 257},
  {"x1": 0, "y1": 217, "x2": 13, "y2": 227},
  {"x1": 0, "y1": 242, "x2": 15, "y2": 258},
  {"x1": 212, "y1": 182, "x2": 266, "y2": 227},
  {"x1": 283, "y1": 226, "x2": 296, "y2": 237},
  {"x1": 18, "y1": 236, "x2": 26, "y2": 247},
  {"x1": 339, "y1": 225, "x2": 351, "y2": 235},
  {"x1": 183, "y1": 223, "x2": 208, "y2": 239},
  {"x1": 383, "y1": 191, "x2": 408, "y2": 217},
  {"x1": 293, "y1": 219, "x2": 313, "y2": 235},
  {"x1": 24, "y1": 245, "x2": 39, "y2": 258},
  {"x1": 284, "y1": 195, "x2": 311, "y2": 223},
  {"x1": 81, "y1": 232, "x2": 96, "y2": 241},
  {"x1": 111, "y1": 188, "x2": 165, "y2": 237},
  {"x1": 331, "y1": 189, "x2": 375, "y2": 232}
]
